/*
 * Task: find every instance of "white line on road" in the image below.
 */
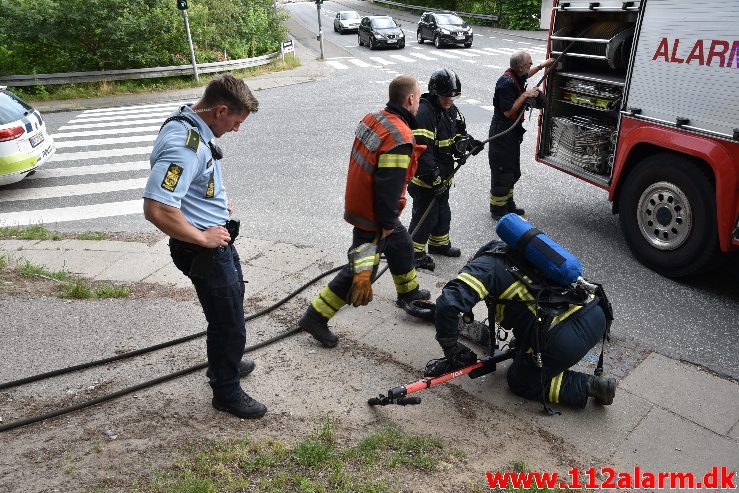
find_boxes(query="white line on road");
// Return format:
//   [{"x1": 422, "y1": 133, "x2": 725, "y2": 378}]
[
  {"x1": 466, "y1": 48, "x2": 495, "y2": 56},
  {"x1": 407, "y1": 52, "x2": 438, "y2": 61},
  {"x1": 326, "y1": 60, "x2": 349, "y2": 70},
  {"x1": 517, "y1": 41, "x2": 531, "y2": 44},
  {"x1": 0, "y1": 178, "x2": 147, "y2": 203},
  {"x1": 450, "y1": 50, "x2": 479, "y2": 57},
  {"x1": 54, "y1": 134, "x2": 157, "y2": 149},
  {"x1": 463, "y1": 99, "x2": 481, "y2": 104},
  {"x1": 369, "y1": 57, "x2": 395, "y2": 65},
  {"x1": 58, "y1": 118, "x2": 166, "y2": 131},
  {"x1": 70, "y1": 111, "x2": 172, "y2": 123},
  {"x1": 347, "y1": 59, "x2": 377, "y2": 67},
  {"x1": 503, "y1": 38, "x2": 515, "y2": 42},
  {"x1": 80, "y1": 101, "x2": 190, "y2": 116},
  {"x1": 388, "y1": 54, "x2": 416, "y2": 62},
  {"x1": 484, "y1": 65, "x2": 506, "y2": 69},
  {"x1": 52, "y1": 126, "x2": 162, "y2": 139},
  {"x1": 481, "y1": 106, "x2": 495, "y2": 111},
  {"x1": 0, "y1": 199, "x2": 143, "y2": 226},
  {"x1": 428, "y1": 51, "x2": 459, "y2": 59},
  {"x1": 27, "y1": 161, "x2": 150, "y2": 180},
  {"x1": 50, "y1": 147, "x2": 151, "y2": 162}
]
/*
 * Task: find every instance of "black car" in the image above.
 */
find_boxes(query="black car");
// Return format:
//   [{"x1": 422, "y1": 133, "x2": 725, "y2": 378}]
[
  {"x1": 417, "y1": 12, "x2": 473, "y2": 48},
  {"x1": 358, "y1": 15, "x2": 405, "y2": 50}
]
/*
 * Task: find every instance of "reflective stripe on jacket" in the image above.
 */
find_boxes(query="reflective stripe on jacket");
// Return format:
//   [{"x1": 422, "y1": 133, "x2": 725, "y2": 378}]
[{"x1": 344, "y1": 109, "x2": 425, "y2": 231}]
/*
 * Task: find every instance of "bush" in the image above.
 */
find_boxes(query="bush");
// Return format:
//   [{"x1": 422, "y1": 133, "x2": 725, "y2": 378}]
[{"x1": 0, "y1": 0, "x2": 287, "y2": 75}]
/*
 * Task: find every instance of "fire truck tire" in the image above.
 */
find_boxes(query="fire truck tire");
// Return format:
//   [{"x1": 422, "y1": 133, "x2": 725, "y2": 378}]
[{"x1": 619, "y1": 154, "x2": 720, "y2": 278}]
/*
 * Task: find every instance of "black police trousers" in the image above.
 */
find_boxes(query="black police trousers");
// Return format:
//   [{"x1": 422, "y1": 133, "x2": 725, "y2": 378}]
[
  {"x1": 488, "y1": 118, "x2": 522, "y2": 209},
  {"x1": 170, "y1": 239, "x2": 246, "y2": 401},
  {"x1": 407, "y1": 182, "x2": 451, "y2": 252},
  {"x1": 506, "y1": 302, "x2": 606, "y2": 408}
]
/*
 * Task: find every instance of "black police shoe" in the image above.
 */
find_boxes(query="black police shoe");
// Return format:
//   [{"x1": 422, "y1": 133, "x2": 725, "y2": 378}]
[
  {"x1": 587, "y1": 375, "x2": 617, "y2": 405},
  {"x1": 206, "y1": 358, "x2": 256, "y2": 380},
  {"x1": 490, "y1": 205, "x2": 507, "y2": 221},
  {"x1": 396, "y1": 288, "x2": 431, "y2": 310},
  {"x1": 428, "y1": 244, "x2": 461, "y2": 257},
  {"x1": 413, "y1": 252, "x2": 436, "y2": 271},
  {"x1": 299, "y1": 310, "x2": 339, "y2": 348},
  {"x1": 507, "y1": 200, "x2": 525, "y2": 216},
  {"x1": 212, "y1": 390, "x2": 267, "y2": 419}
]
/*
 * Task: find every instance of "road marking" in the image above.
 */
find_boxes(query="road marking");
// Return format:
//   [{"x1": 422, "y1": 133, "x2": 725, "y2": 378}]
[
  {"x1": 451, "y1": 50, "x2": 479, "y2": 57},
  {"x1": 27, "y1": 161, "x2": 151, "y2": 180},
  {"x1": 347, "y1": 59, "x2": 376, "y2": 67},
  {"x1": 0, "y1": 199, "x2": 143, "y2": 226},
  {"x1": 70, "y1": 111, "x2": 172, "y2": 123},
  {"x1": 463, "y1": 99, "x2": 481, "y2": 104},
  {"x1": 484, "y1": 64, "x2": 506, "y2": 68},
  {"x1": 488, "y1": 36, "x2": 497, "y2": 38},
  {"x1": 58, "y1": 118, "x2": 166, "y2": 131},
  {"x1": 482, "y1": 48, "x2": 513, "y2": 55},
  {"x1": 462, "y1": 60, "x2": 477, "y2": 64},
  {"x1": 326, "y1": 60, "x2": 349, "y2": 70},
  {"x1": 0, "y1": 178, "x2": 147, "y2": 203},
  {"x1": 407, "y1": 52, "x2": 438, "y2": 61},
  {"x1": 388, "y1": 54, "x2": 416, "y2": 62},
  {"x1": 466, "y1": 48, "x2": 494, "y2": 56},
  {"x1": 49, "y1": 146, "x2": 151, "y2": 162},
  {"x1": 326, "y1": 56, "x2": 355, "y2": 59},
  {"x1": 54, "y1": 134, "x2": 157, "y2": 149},
  {"x1": 52, "y1": 126, "x2": 162, "y2": 139},
  {"x1": 503, "y1": 38, "x2": 515, "y2": 42},
  {"x1": 80, "y1": 101, "x2": 190, "y2": 116},
  {"x1": 481, "y1": 106, "x2": 495, "y2": 111},
  {"x1": 517, "y1": 41, "x2": 531, "y2": 44},
  {"x1": 370, "y1": 57, "x2": 395, "y2": 65},
  {"x1": 429, "y1": 51, "x2": 460, "y2": 59}
]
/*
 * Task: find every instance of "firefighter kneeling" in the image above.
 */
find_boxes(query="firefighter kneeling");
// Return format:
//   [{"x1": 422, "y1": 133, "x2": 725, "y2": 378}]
[{"x1": 425, "y1": 238, "x2": 617, "y2": 409}]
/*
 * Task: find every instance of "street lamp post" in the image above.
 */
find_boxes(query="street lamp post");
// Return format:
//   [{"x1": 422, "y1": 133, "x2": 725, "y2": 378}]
[
  {"x1": 315, "y1": 0, "x2": 325, "y2": 61},
  {"x1": 177, "y1": 0, "x2": 199, "y2": 81}
]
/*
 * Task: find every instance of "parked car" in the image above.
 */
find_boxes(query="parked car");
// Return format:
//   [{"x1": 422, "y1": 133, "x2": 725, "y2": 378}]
[
  {"x1": 358, "y1": 15, "x2": 405, "y2": 50},
  {"x1": 417, "y1": 12, "x2": 473, "y2": 48},
  {"x1": 0, "y1": 86, "x2": 55, "y2": 186},
  {"x1": 334, "y1": 11, "x2": 361, "y2": 34}
]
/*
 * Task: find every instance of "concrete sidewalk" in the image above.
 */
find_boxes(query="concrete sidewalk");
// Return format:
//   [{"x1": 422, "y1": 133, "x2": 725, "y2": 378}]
[{"x1": 2, "y1": 235, "x2": 737, "y2": 481}]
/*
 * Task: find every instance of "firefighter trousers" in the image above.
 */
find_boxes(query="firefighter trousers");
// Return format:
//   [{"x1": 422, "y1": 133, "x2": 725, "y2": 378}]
[
  {"x1": 506, "y1": 303, "x2": 606, "y2": 408},
  {"x1": 407, "y1": 182, "x2": 452, "y2": 253},
  {"x1": 308, "y1": 223, "x2": 420, "y2": 321},
  {"x1": 488, "y1": 119, "x2": 522, "y2": 210}
]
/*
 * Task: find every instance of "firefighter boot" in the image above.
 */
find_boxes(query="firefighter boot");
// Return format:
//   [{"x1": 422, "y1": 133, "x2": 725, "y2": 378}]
[
  {"x1": 212, "y1": 389, "x2": 267, "y2": 419},
  {"x1": 587, "y1": 375, "x2": 617, "y2": 405},
  {"x1": 414, "y1": 252, "x2": 436, "y2": 272},
  {"x1": 396, "y1": 288, "x2": 431, "y2": 311},
  {"x1": 428, "y1": 243, "x2": 462, "y2": 257},
  {"x1": 299, "y1": 308, "x2": 339, "y2": 348},
  {"x1": 507, "y1": 198, "x2": 525, "y2": 216},
  {"x1": 490, "y1": 205, "x2": 508, "y2": 220}
]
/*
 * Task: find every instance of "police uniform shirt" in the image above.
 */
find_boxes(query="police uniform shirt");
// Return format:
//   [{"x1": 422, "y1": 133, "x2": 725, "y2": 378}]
[{"x1": 143, "y1": 106, "x2": 228, "y2": 231}]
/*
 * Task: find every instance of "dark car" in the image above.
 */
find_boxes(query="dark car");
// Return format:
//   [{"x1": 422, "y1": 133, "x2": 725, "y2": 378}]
[
  {"x1": 417, "y1": 12, "x2": 473, "y2": 48},
  {"x1": 358, "y1": 15, "x2": 405, "y2": 50},
  {"x1": 333, "y1": 11, "x2": 361, "y2": 34}
]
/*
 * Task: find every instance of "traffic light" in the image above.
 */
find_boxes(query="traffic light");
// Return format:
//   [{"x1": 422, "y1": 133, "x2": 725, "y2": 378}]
[{"x1": 176, "y1": 0, "x2": 188, "y2": 10}]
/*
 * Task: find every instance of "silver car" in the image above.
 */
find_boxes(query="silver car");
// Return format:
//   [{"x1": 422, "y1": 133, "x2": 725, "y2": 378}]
[{"x1": 333, "y1": 11, "x2": 361, "y2": 34}]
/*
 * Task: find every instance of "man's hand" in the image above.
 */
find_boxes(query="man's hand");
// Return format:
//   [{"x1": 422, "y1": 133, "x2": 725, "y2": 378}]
[
  {"x1": 200, "y1": 226, "x2": 231, "y2": 248},
  {"x1": 541, "y1": 57, "x2": 556, "y2": 69},
  {"x1": 523, "y1": 87, "x2": 540, "y2": 99},
  {"x1": 227, "y1": 200, "x2": 234, "y2": 216}
]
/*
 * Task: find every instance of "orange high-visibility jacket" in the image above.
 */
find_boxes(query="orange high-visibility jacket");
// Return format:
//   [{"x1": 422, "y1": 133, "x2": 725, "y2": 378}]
[{"x1": 343, "y1": 109, "x2": 426, "y2": 231}]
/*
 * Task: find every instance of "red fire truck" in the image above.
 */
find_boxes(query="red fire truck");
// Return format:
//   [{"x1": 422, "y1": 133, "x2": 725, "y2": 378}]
[{"x1": 537, "y1": 0, "x2": 738, "y2": 277}]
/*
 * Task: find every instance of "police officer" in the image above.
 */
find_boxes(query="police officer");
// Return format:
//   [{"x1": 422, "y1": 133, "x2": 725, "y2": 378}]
[
  {"x1": 143, "y1": 74, "x2": 266, "y2": 419},
  {"x1": 299, "y1": 75, "x2": 431, "y2": 348},
  {"x1": 425, "y1": 240, "x2": 617, "y2": 408},
  {"x1": 408, "y1": 68, "x2": 483, "y2": 272},
  {"x1": 489, "y1": 51, "x2": 555, "y2": 220}
]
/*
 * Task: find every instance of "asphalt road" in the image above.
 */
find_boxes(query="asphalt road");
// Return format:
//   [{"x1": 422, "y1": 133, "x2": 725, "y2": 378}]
[{"x1": 2, "y1": 0, "x2": 737, "y2": 378}]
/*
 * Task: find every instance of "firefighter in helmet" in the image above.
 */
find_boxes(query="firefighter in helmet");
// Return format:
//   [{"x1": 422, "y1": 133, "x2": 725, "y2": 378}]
[
  {"x1": 298, "y1": 75, "x2": 431, "y2": 348},
  {"x1": 408, "y1": 68, "x2": 484, "y2": 272},
  {"x1": 425, "y1": 239, "x2": 617, "y2": 409}
]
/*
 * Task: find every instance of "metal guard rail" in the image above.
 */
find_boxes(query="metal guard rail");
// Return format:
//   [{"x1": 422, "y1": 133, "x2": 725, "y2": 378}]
[
  {"x1": 0, "y1": 52, "x2": 280, "y2": 87},
  {"x1": 370, "y1": 0, "x2": 500, "y2": 25}
]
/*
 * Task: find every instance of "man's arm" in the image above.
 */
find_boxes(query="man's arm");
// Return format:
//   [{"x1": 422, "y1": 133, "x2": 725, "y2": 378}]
[
  {"x1": 527, "y1": 57, "x2": 556, "y2": 78},
  {"x1": 144, "y1": 199, "x2": 230, "y2": 248},
  {"x1": 502, "y1": 85, "x2": 542, "y2": 120},
  {"x1": 374, "y1": 143, "x2": 413, "y2": 232}
]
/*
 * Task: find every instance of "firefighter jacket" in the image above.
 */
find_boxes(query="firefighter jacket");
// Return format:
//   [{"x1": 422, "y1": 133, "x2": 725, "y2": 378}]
[
  {"x1": 344, "y1": 102, "x2": 426, "y2": 231},
  {"x1": 411, "y1": 94, "x2": 468, "y2": 187},
  {"x1": 435, "y1": 240, "x2": 597, "y2": 351},
  {"x1": 492, "y1": 69, "x2": 527, "y2": 141}
]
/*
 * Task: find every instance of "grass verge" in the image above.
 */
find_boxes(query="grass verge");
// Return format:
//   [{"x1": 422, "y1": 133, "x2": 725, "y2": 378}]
[
  {"x1": 136, "y1": 420, "x2": 461, "y2": 493},
  {"x1": 18, "y1": 260, "x2": 70, "y2": 281},
  {"x1": 14, "y1": 55, "x2": 300, "y2": 103},
  {"x1": 59, "y1": 277, "x2": 131, "y2": 299},
  {"x1": 0, "y1": 225, "x2": 64, "y2": 241}
]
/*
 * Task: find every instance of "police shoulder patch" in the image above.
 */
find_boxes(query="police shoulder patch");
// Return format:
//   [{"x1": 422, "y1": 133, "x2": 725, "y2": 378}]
[
  {"x1": 205, "y1": 172, "x2": 215, "y2": 198},
  {"x1": 161, "y1": 163, "x2": 183, "y2": 192},
  {"x1": 185, "y1": 129, "x2": 200, "y2": 151},
  {"x1": 207, "y1": 158, "x2": 213, "y2": 168}
]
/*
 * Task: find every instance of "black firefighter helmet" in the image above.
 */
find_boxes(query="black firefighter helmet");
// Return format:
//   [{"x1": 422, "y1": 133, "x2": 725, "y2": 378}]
[{"x1": 428, "y1": 68, "x2": 462, "y2": 98}]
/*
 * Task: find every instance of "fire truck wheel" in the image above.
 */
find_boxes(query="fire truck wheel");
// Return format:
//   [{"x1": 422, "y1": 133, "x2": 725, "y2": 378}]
[{"x1": 619, "y1": 153, "x2": 721, "y2": 278}]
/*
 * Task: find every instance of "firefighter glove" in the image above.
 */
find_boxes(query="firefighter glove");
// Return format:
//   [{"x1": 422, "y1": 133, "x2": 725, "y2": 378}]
[
  {"x1": 469, "y1": 138, "x2": 485, "y2": 156},
  {"x1": 347, "y1": 242, "x2": 379, "y2": 307},
  {"x1": 432, "y1": 176, "x2": 448, "y2": 197},
  {"x1": 349, "y1": 270, "x2": 373, "y2": 307}
]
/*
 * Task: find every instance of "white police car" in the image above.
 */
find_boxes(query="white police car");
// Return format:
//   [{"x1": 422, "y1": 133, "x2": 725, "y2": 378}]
[{"x1": 0, "y1": 86, "x2": 55, "y2": 186}]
